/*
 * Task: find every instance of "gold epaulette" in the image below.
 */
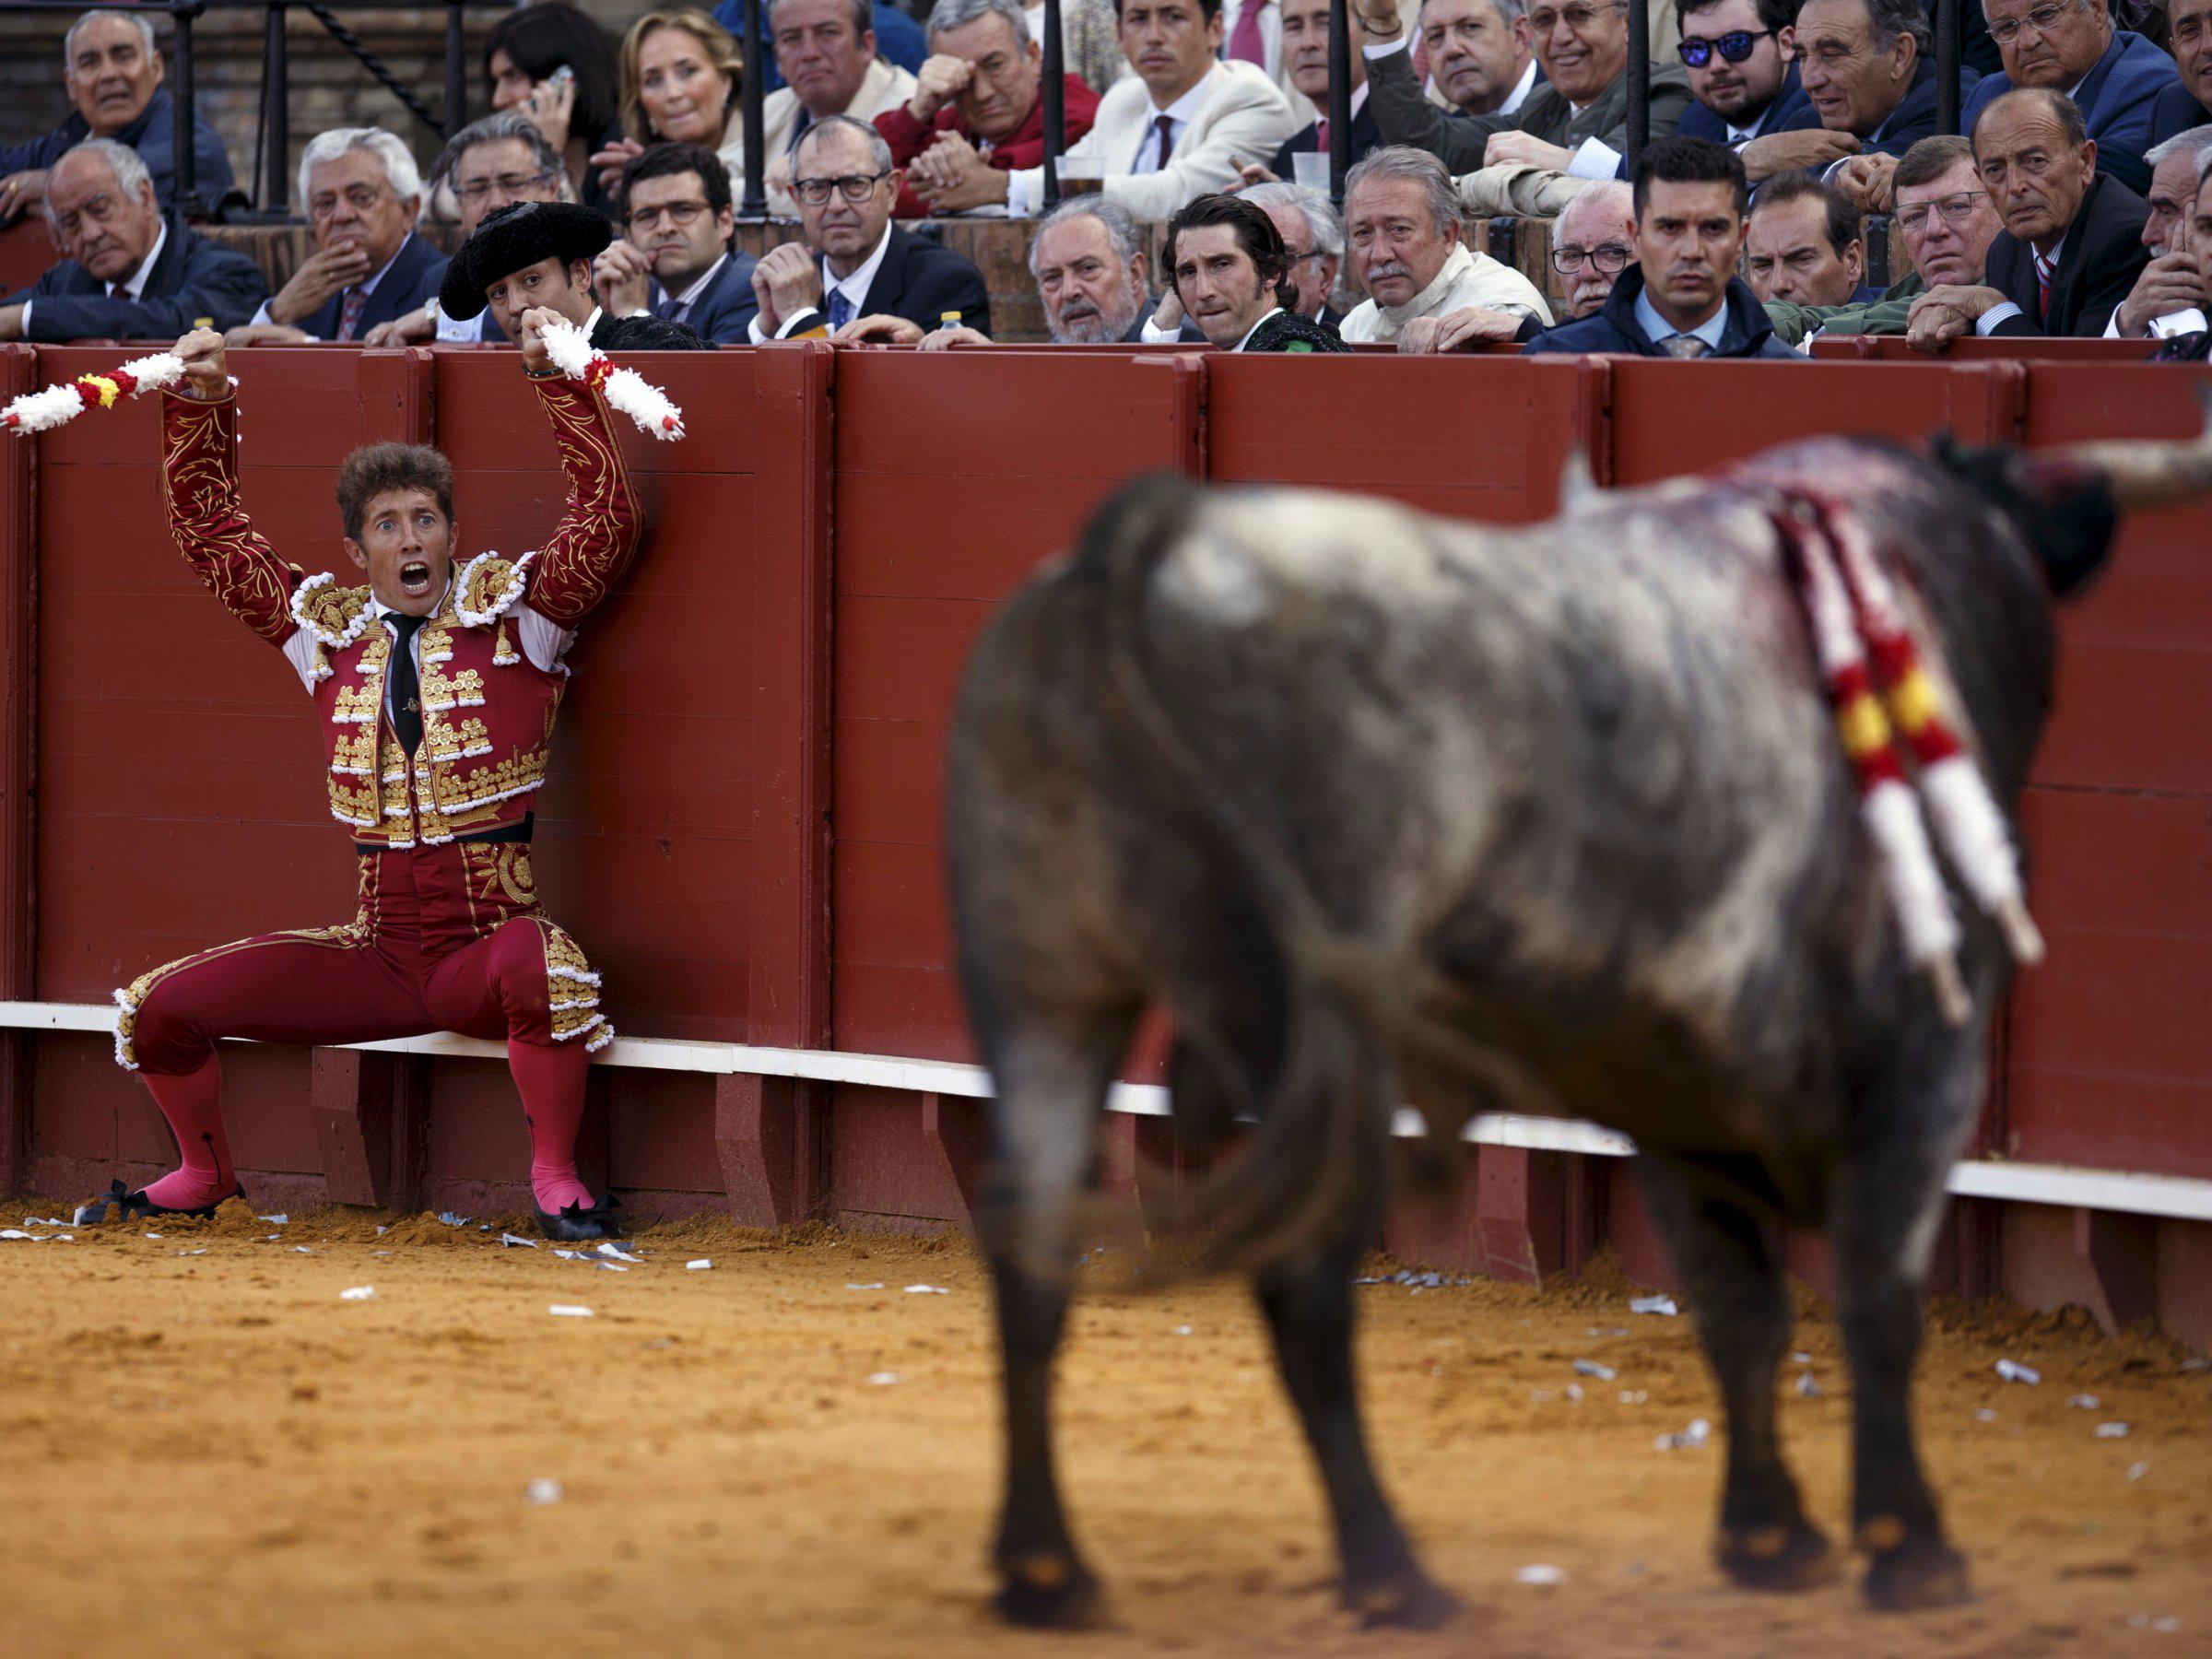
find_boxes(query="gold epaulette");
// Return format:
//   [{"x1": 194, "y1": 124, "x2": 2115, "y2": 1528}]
[
  {"x1": 289, "y1": 571, "x2": 373, "y2": 649},
  {"x1": 453, "y1": 549, "x2": 535, "y2": 627}
]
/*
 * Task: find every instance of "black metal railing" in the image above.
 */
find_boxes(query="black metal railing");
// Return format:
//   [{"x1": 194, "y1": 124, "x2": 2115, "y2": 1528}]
[{"x1": 0, "y1": 0, "x2": 520, "y2": 218}]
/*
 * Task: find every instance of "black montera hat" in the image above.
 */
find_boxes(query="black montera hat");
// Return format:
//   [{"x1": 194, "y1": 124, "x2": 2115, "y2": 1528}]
[{"x1": 439, "y1": 200, "x2": 613, "y2": 320}]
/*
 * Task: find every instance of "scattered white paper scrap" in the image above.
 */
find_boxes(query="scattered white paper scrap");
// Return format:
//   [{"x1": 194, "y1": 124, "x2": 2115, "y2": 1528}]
[
  {"x1": 904, "y1": 1285, "x2": 949, "y2": 1295},
  {"x1": 845, "y1": 1282, "x2": 885, "y2": 1290},
  {"x1": 375, "y1": 1225, "x2": 389, "y2": 1236},
  {"x1": 866, "y1": 1371, "x2": 901, "y2": 1386},
  {"x1": 1995, "y1": 1359, "x2": 2041, "y2": 1385},
  {"x1": 53, "y1": 1233, "x2": 72, "y2": 1241},
  {"x1": 176, "y1": 1247, "x2": 207, "y2": 1256},
  {"x1": 265, "y1": 1233, "x2": 280, "y2": 1241},
  {"x1": 500, "y1": 1233, "x2": 541, "y2": 1250},
  {"x1": 1618, "y1": 1389, "x2": 1649, "y2": 1405},
  {"x1": 525, "y1": 1478, "x2": 563, "y2": 1506},
  {"x1": 258, "y1": 1214, "x2": 288, "y2": 1225},
  {"x1": 1790, "y1": 1351, "x2": 1813, "y2": 1364},
  {"x1": 294, "y1": 1246, "x2": 312, "y2": 1254},
  {"x1": 24, "y1": 1215, "x2": 67, "y2": 1227},
  {"x1": 548, "y1": 1304, "x2": 594, "y2": 1318},
  {"x1": 2096, "y1": 1422, "x2": 2132, "y2": 1439},
  {"x1": 1586, "y1": 1326, "x2": 1629, "y2": 1338},
  {"x1": 594, "y1": 1242, "x2": 642, "y2": 1264},
  {"x1": 594, "y1": 1262, "x2": 629, "y2": 1272},
  {"x1": 340, "y1": 1286, "x2": 376, "y2": 1301},
  {"x1": 0, "y1": 1229, "x2": 37, "y2": 1241},
  {"x1": 144, "y1": 1233, "x2": 162, "y2": 1241},
  {"x1": 1572, "y1": 1359, "x2": 1617, "y2": 1381},
  {"x1": 1514, "y1": 1564, "x2": 1565, "y2": 1586},
  {"x1": 686, "y1": 1258, "x2": 714, "y2": 1271},
  {"x1": 2128, "y1": 1461, "x2": 2150, "y2": 1481},
  {"x1": 2068, "y1": 1393, "x2": 2101, "y2": 1410},
  {"x1": 1630, "y1": 1295, "x2": 1678, "y2": 1317},
  {"x1": 1566, "y1": 1383, "x2": 1584, "y2": 1403},
  {"x1": 1973, "y1": 1407, "x2": 1997, "y2": 1422},
  {"x1": 1654, "y1": 1418, "x2": 1712, "y2": 1452},
  {"x1": 1174, "y1": 1325, "x2": 1194, "y2": 1336},
  {"x1": 2126, "y1": 1615, "x2": 2183, "y2": 1633},
  {"x1": 436, "y1": 1212, "x2": 471, "y2": 1228},
  {"x1": 554, "y1": 1249, "x2": 584, "y2": 1260},
  {"x1": 1794, "y1": 1371, "x2": 1821, "y2": 1398}
]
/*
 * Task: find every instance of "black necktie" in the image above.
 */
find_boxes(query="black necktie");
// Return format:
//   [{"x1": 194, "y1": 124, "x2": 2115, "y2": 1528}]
[{"x1": 388, "y1": 614, "x2": 426, "y2": 753}]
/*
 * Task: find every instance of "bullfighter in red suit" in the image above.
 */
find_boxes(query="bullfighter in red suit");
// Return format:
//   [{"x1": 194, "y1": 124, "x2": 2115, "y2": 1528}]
[{"x1": 79, "y1": 308, "x2": 639, "y2": 1240}]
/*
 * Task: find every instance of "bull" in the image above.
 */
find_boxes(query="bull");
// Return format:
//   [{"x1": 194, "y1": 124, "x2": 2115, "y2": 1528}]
[{"x1": 943, "y1": 422, "x2": 2209, "y2": 1630}]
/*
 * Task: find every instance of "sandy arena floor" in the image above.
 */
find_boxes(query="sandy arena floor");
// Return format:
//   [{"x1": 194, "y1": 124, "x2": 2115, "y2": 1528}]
[{"x1": 1, "y1": 1200, "x2": 2206, "y2": 1658}]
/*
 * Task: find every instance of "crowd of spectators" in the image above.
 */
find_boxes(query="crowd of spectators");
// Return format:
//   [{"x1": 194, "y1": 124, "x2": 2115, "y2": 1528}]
[{"x1": 3, "y1": 0, "x2": 2210, "y2": 358}]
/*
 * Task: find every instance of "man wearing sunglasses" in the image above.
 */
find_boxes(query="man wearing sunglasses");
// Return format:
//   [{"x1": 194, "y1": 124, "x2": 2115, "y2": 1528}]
[
  {"x1": 593, "y1": 142, "x2": 760, "y2": 345},
  {"x1": 1960, "y1": 0, "x2": 2180, "y2": 198},
  {"x1": 1665, "y1": 0, "x2": 1849, "y2": 183},
  {"x1": 749, "y1": 114, "x2": 990, "y2": 340}
]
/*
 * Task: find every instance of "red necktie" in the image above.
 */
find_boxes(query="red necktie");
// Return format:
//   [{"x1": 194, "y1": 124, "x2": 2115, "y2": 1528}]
[
  {"x1": 1313, "y1": 116, "x2": 1330, "y2": 154},
  {"x1": 337, "y1": 287, "x2": 368, "y2": 342},
  {"x1": 1228, "y1": 0, "x2": 1268, "y2": 66}
]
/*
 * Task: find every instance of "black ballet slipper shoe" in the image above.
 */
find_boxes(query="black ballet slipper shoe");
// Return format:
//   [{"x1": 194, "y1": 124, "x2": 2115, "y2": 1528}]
[
  {"x1": 73, "y1": 1176, "x2": 245, "y2": 1227},
  {"x1": 532, "y1": 1191, "x2": 624, "y2": 1242}
]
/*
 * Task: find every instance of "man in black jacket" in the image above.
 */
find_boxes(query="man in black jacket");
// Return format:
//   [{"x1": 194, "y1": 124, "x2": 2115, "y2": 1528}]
[
  {"x1": 0, "y1": 140, "x2": 265, "y2": 342},
  {"x1": 440, "y1": 198, "x2": 715, "y2": 351},
  {"x1": 1905, "y1": 86, "x2": 2149, "y2": 346},
  {"x1": 749, "y1": 116, "x2": 990, "y2": 341}
]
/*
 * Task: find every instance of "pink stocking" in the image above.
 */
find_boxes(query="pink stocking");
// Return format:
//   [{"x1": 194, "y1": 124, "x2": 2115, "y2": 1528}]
[
  {"x1": 509, "y1": 1039, "x2": 595, "y2": 1212},
  {"x1": 136, "y1": 1053, "x2": 239, "y2": 1209}
]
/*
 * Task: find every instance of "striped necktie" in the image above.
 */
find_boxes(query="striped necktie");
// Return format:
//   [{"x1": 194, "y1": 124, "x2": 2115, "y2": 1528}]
[
  {"x1": 2034, "y1": 251, "x2": 2057, "y2": 323},
  {"x1": 337, "y1": 287, "x2": 368, "y2": 342}
]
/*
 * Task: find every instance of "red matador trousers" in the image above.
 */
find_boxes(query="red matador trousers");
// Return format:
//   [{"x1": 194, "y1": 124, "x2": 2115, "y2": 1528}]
[{"x1": 112, "y1": 842, "x2": 612, "y2": 1203}]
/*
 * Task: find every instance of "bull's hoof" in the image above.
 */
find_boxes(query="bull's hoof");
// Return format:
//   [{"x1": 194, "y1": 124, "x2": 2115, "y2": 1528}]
[
  {"x1": 994, "y1": 1551, "x2": 1101, "y2": 1629},
  {"x1": 1863, "y1": 1538, "x2": 1972, "y2": 1611},
  {"x1": 1716, "y1": 1519, "x2": 1841, "y2": 1592},
  {"x1": 1346, "y1": 1572, "x2": 1462, "y2": 1630}
]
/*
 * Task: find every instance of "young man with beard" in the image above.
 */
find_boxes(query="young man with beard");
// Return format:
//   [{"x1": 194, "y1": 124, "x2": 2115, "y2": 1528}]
[
  {"x1": 86, "y1": 311, "x2": 643, "y2": 1241},
  {"x1": 592, "y1": 141, "x2": 761, "y2": 343},
  {"x1": 1666, "y1": 0, "x2": 1861, "y2": 183},
  {"x1": 1160, "y1": 190, "x2": 1350, "y2": 349},
  {"x1": 1524, "y1": 135, "x2": 1796, "y2": 355}
]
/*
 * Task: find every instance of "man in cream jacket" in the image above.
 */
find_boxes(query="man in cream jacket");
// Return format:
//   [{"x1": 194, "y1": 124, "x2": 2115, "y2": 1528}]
[
  {"x1": 996, "y1": 0, "x2": 1300, "y2": 218},
  {"x1": 1337, "y1": 146, "x2": 1550, "y2": 342},
  {"x1": 730, "y1": 0, "x2": 918, "y2": 215}
]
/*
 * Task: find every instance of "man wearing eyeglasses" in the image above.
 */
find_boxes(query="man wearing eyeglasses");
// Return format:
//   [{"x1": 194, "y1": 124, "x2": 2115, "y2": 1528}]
[
  {"x1": 1548, "y1": 177, "x2": 1635, "y2": 315},
  {"x1": 1665, "y1": 0, "x2": 1844, "y2": 184},
  {"x1": 0, "y1": 139, "x2": 265, "y2": 343},
  {"x1": 1353, "y1": 0, "x2": 1688, "y2": 182},
  {"x1": 1960, "y1": 0, "x2": 2180, "y2": 198},
  {"x1": 1761, "y1": 133, "x2": 2006, "y2": 345},
  {"x1": 750, "y1": 115, "x2": 991, "y2": 340},
  {"x1": 227, "y1": 128, "x2": 447, "y2": 349},
  {"x1": 439, "y1": 199, "x2": 714, "y2": 352},
  {"x1": 593, "y1": 142, "x2": 761, "y2": 345}
]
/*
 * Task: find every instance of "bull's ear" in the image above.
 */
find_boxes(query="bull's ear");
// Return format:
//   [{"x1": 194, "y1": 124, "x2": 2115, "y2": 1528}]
[{"x1": 1558, "y1": 447, "x2": 1603, "y2": 512}]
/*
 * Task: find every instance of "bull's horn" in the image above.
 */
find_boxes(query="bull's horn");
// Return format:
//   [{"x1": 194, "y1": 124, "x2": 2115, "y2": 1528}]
[{"x1": 2046, "y1": 382, "x2": 2212, "y2": 512}]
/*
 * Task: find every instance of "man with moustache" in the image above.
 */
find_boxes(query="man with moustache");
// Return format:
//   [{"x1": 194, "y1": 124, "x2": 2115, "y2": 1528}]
[
  {"x1": 0, "y1": 140, "x2": 265, "y2": 342},
  {"x1": 1524, "y1": 135, "x2": 1796, "y2": 355},
  {"x1": 2151, "y1": 143, "x2": 2212, "y2": 358},
  {"x1": 1336, "y1": 147, "x2": 1549, "y2": 343},
  {"x1": 2103, "y1": 125, "x2": 2212, "y2": 338},
  {"x1": 752, "y1": 116, "x2": 990, "y2": 339},
  {"x1": 1354, "y1": 0, "x2": 1689, "y2": 180},
  {"x1": 886, "y1": 0, "x2": 1100, "y2": 216},
  {"x1": 592, "y1": 142, "x2": 760, "y2": 344},
  {"x1": 1761, "y1": 133, "x2": 2007, "y2": 344},
  {"x1": 1904, "y1": 86, "x2": 2148, "y2": 344},
  {"x1": 1547, "y1": 178, "x2": 1636, "y2": 319}
]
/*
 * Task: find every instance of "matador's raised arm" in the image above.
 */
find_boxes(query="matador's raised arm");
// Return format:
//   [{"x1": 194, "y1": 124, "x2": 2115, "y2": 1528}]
[{"x1": 517, "y1": 371, "x2": 643, "y2": 629}]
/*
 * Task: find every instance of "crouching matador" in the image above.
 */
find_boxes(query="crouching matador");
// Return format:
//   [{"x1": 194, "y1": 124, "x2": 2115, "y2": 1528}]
[{"x1": 83, "y1": 308, "x2": 640, "y2": 1240}]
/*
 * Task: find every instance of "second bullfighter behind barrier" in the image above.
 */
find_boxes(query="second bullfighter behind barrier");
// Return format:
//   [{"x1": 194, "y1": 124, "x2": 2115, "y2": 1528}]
[{"x1": 945, "y1": 416, "x2": 2211, "y2": 1627}]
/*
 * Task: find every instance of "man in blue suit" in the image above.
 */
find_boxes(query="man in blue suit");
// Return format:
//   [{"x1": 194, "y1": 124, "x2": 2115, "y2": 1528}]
[
  {"x1": 2146, "y1": 0, "x2": 2212, "y2": 141},
  {"x1": 0, "y1": 10, "x2": 236, "y2": 225},
  {"x1": 1641, "y1": 0, "x2": 1864, "y2": 184},
  {"x1": 1961, "y1": 0, "x2": 2179, "y2": 194},
  {"x1": 225, "y1": 128, "x2": 446, "y2": 347},
  {"x1": 0, "y1": 140, "x2": 265, "y2": 342},
  {"x1": 1794, "y1": 0, "x2": 1978, "y2": 210},
  {"x1": 592, "y1": 142, "x2": 759, "y2": 345}
]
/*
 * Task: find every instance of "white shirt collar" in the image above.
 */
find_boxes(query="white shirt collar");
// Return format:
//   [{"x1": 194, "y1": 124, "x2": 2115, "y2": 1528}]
[
  {"x1": 1634, "y1": 285, "x2": 1728, "y2": 350},
  {"x1": 1726, "y1": 100, "x2": 1775, "y2": 145},
  {"x1": 1231, "y1": 305, "x2": 1284, "y2": 351},
  {"x1": 1153, "y1": 62, "x2": 1219, "y2": 121},
  {"x1": 1498, "y1": 58, "x2": 1539, "y2": 115},
  {"x1": 116, "y1": 216, "x2": 167, "y2": 299},
  {"x1": 672, "y1": 251, "x2": 729, "y2": 310},
  {"x1": 823, "y1": 222, "x2": 895, "y2": 308}
]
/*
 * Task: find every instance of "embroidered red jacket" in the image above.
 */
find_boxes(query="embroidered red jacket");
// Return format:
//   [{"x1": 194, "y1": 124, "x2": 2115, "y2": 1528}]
[{"x1": 159, "y1": 375, "x2": 641, "y2": 848}]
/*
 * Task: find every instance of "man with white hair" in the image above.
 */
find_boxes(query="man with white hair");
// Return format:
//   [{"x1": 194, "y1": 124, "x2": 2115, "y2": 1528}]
[
  {"x1": 2104, "y1": 124, "x2": 2212, "y2": 338},
  {"x1": 1336, "y1": 146, "x2": 1549, "y2": 343},
  {"x1": 226, "y1": 128, "x2": 446, "y2": 347},
  {"x1": 0, "y1": 139, "x2": 265, "y2": 342},
  {"x1": 1241, "y1": 180, "x2": 1346, "y2": 323},
  {"x1": 1549, "y1": 178, "x2": 1636, "y2": 317},
  {"x1": 0, "y1": 8, "x2": 236, "y2": 223}
]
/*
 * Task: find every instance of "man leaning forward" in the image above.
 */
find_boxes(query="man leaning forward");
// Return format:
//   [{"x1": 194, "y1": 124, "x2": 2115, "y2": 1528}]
[{"x1": 83, "y1": 309, "x2": 641, "y2": 1241}]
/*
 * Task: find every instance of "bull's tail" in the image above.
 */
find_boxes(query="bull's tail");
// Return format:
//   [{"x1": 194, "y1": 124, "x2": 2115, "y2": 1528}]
[{"x1": 1081, "y1": 476, "x2": 1401, "y2": 1277}]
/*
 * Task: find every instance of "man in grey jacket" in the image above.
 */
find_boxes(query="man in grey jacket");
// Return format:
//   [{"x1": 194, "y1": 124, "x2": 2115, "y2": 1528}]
[{"x1": 1351, "y1": 0, "x2": 1688, "y2": 179}]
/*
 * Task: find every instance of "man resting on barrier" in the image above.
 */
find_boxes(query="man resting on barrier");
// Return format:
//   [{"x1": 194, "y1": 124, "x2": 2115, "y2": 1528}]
[{"x1": 80, "y1": 312, "x2": 641, "y2": 1241}]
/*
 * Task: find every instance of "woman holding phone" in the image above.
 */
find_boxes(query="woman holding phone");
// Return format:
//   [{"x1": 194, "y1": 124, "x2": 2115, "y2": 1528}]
[{"x1": 485, "y1": 1, "x2": 627, "y2": 215}]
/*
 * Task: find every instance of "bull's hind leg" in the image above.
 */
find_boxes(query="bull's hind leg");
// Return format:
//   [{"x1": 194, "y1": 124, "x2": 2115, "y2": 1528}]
[
  {"x1": 1253, "y1": 1216, "x2": 1458, "y2": 1629},
  {"x1": 1636, "y1": 1156, "x2": 1836, "y2": 1592},
  {"x1": 1831, "y1": 1045, "x2": 1982, "y2": 1612},
  {"x1": 977, "y1": 1002, "x2": 1137, "y2": 1629}
]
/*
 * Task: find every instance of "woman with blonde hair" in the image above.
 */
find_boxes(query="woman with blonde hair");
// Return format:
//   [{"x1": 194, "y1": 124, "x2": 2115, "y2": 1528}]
[{"x1": 589, "y1": 9, "x2": 747, "y2": 200}]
